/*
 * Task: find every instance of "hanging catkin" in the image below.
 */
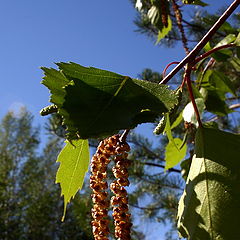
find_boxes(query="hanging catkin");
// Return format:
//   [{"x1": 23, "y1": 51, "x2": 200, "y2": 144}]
[
  {"x1": 90, "y1": 135, "x2": 118, "y2": 240},
  {"x1": 90, "y1": 134, "x2": 132, "y2": 240},
  {"x1": 160, "y1": 0, "x2": 168, "y2": 27},
  {"x1": 110, "y1": 141, "x2": 132, "y2": 240},
  {"x1": 172, "y1": 0, "x2": 189, "y2": 54}
]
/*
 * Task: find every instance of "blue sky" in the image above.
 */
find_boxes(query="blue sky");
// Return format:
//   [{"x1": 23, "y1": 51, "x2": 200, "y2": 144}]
[
  {"x1": 0, "y1": 0, "x2": 235, "y2": 123},
  {"x1": 0, "y1": 0, "x2": 180, "y2": 122},
  {"x1": 0, "y1": 0, "x2": 238, "y2": 239}
]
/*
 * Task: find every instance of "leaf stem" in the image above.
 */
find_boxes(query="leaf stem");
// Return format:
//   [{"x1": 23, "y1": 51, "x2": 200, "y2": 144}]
[
  {"x1": 162, "y1": 61, "x2": 180, "y2": 78},
  {"x1": 193, "y1": 43, "x2": 236, "y2": 64},
  {"x1": 159, "y1": 0, "x2": 240, "y2": 85}
]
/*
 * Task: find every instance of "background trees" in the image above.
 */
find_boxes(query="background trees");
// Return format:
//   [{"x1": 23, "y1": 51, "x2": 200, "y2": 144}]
[{"x1": 0, "y1": 109, "x2": 94, "y2": 240}]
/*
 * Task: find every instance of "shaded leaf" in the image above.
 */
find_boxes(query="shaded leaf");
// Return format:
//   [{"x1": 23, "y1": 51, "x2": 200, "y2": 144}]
[
  {"x1": 48, "y1": 62, "x2": 178, "y2": 139},
  {"x1": 165, "y1": 138, "x2": 187, "y2": 170},
  {"x1": 177, "y1": 127, "x2": 240, "y2": 240},
  {"x1": 205, "y1": 90, "x2": 233, "y2": 116},
  {"x1": 180, "y1": 158, "x2": 192, "y2": 181},
  {"x1": 230, "y1": 57, "x2": 240, "y2": 71},
  {"x1": 209, "y1": 71, "x2": 236, "y2": 96},
  {"x1": 56, "y1": 139, "x2": 90, "y2": 220},
  {"x1": 200, "y1": 70, "x2": 236, "y2": 95}
]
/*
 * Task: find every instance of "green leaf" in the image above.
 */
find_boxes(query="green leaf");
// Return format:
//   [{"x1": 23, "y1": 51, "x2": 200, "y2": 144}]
[
  {"x1": 177, "y1": 127, "x2": 240, "y2": 240},
  {"x1": 180, "y1": 158, "x2": 192, "y2": 181},
  {"x1": 171, "y1": 112, "x2": 183, "y2": 130},
  {"x1": 164, "y1": 113, "x2": 175, "y2": 143},
  {"x1": 211, "y1": 49, "x2": 232, "y2": 62},
  {"x1": 209, "y1": 71, "x2": 236, "y2": 96},
  {"x1": 156, "y1": 16, "x2": 172, "y2": 43},
  {"x1": 200, "y1": 69, "x2": 236, "y2": 96},
  {"x1": 230, "y1": 57, "x2": 240, "y2": 71},
  {"x1": 165, "y1": 138, "x2": 187, "y2": 170},
  {"x1": 42, "y1": 62, "x2": 177, "y2": 139},
  {"x1": 204, "y1": 42, "x2": 211, "y2": 52},
  {"x1": 56, "y1": 139, "x2": 90, "y2": 221},
  {"x1": 205, "y1": 90, "x2": 233, "y2": 116},
  {"x1": 203, "y1": 35, "x2": 236, "y2": 62},
  {"x1": 41, "y1": 67, "x2": 69, "y2": 106},
  {"x1": 215, "y1": 34, "x2": 236, "y2": 47},
  {"x1": 234, "y1": 32, "x2": 240, "y2": 46}
]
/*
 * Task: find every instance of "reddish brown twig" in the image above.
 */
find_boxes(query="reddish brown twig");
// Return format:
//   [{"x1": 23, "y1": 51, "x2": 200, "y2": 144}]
[{"x1": 160, "y1": 0, "x2": 240, "y2": 85}]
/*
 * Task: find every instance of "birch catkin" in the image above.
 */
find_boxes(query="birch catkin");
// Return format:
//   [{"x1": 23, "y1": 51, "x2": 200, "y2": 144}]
[{"x1": 90, "y1": 135, "x2": 132, "y2": 240}]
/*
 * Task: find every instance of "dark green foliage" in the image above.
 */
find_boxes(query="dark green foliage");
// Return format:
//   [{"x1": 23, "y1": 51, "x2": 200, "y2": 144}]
[{"x1": 41, "y1": 62, "x2": 178, "y2": 139}]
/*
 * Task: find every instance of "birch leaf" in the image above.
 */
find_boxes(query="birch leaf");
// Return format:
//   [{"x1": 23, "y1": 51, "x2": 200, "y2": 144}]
[{"x1": 56, "y1": 139, "x2": 90, "y2": 221}]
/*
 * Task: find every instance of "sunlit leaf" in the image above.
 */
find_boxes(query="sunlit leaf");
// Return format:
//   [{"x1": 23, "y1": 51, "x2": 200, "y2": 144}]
[
  {"x1": 171, "y1": 112, "x2": 183, "y2": 130},
  {"x1": 177, "y1": 127, "x2": 240, "y2": 239},
  {"x1": 215, "y1": 34, "x2": 236, "y2": 47},
  {"x1": 234, "y1": 32, "x2": 240, "y2": 46},
  {"x1": 156, "y1": 16, "x2": 172, "y2": 43},
  {"x1": 165, "y1": 138, "x2": 187, "y2": 170},
  {"x1": 56, "y1": 139, "x2": 90, "y2": 221},
  {"x1": 41, "y1": 67, "x2": 69, "y2": 106}
]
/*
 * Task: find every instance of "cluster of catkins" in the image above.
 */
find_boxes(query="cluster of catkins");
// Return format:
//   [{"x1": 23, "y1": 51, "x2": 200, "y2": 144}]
[{"x1": 90, "y1": 134, "x2": 132, "y2": 240}]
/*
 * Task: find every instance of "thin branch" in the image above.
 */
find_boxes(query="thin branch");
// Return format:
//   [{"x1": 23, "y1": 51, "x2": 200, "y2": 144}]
[
  {"x1": 185, "y1": 64, "x2": 203, "y2": 127},
  {"x1": 208, "y1": 103, "x2": 240, "y2": 122},
  {"x1": 229, "y1": 103, "x2": 240, "y2": 110},
  {"x1": 135, "y1": 175, "x2": 183, "y2": 190},
  {"x1": 193, "y1": 43, "x2": 236, "y2": 64},
  {"x1": 160, "y1": 0, "x2": 240, "y2": 84},
  {"x1": 129, "y1": 204, "x2": 162, "y2": 211},
  {"x1": 143, "y1": 162, "x2": 181, "y2": 173},
  {"x1": 162, "y1": 61, "x2": 180, "y2": 78}
]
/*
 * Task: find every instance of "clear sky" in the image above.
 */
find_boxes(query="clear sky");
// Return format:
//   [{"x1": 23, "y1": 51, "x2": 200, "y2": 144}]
[
  {"x1": 0, "y1": 0, "x2": 179, "y2": 121},
  {"x1": 0, "y1": 0, "x2": 235, "y2": 123},
  {"x1": 0, "y1": 0, "x2": 238, "y2": 239}
]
